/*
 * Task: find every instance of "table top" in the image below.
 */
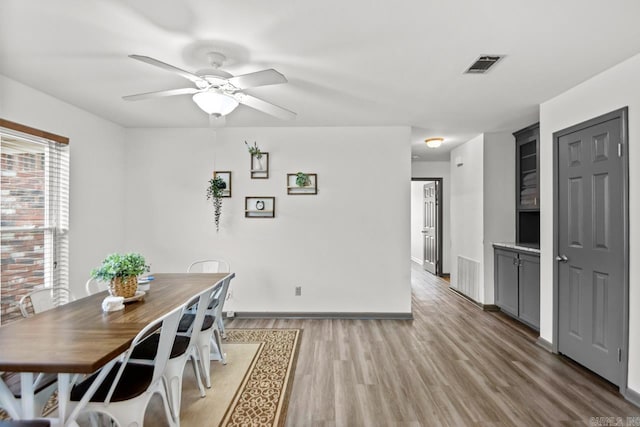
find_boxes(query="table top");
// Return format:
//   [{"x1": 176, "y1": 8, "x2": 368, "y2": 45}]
[{"x1": 0, "y1": 273, "x2": 232, "y2": 374}]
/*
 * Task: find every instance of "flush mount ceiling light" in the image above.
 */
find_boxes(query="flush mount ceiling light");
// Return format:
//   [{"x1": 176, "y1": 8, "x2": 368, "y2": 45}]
[
  {"x1": 192, "y1": 90, "x2": 239, "y2": 116},
  {"x1": 425, "y1": 137, "x2": 444, "y2": 148}
]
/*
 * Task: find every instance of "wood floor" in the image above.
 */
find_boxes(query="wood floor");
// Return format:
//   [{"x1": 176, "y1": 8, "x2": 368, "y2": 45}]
[{"x1": 227, "y1": 263, "x2": 639, "y2": 426}]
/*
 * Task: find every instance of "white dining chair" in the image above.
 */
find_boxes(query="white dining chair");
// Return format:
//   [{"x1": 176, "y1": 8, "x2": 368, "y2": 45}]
[
  {"x1": 178, "y1": 275, "x2": 233, "y2": 388},
  {"x1": 187, "y1": 259, "x2": 230, "y2": 274},
  {"x1": 84, "y1": 277, "x2": 109, "y2": 296},
  {"x1": 130, "y1": 284, "x2": 216, "y2": 419},
  {"x1": 67, "y1": 304, "x2": 184, "y2": 427},
  {"x1": 187, "y1": 259, "x2": 231, "y2": 338},
  {"x1": 6, "y1": 289, "x2": 70, "y2": 419},
  {"x1": 18, "y1": 288, "x2": 73, "y2": 317}
]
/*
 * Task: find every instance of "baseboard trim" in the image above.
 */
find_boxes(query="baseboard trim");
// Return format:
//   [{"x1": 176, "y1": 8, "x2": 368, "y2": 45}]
[
  {"x1": 536, "y1": 336, "x2": 553, "y2": 353},
  {"x1": 411, "y1": 256, "x2": 423, "y2": 265},
  {"x1": 448, "y1": 288, "x2": 497, "y2": 311},
  {"x1": 625, "y1": 386, "x2": 640, "y2": 408},
  {"x1": 227, "y1": 311, "x2": 414, "y2": 320}
]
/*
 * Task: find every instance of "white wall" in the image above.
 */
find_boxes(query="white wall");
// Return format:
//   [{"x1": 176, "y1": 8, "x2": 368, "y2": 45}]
[
  {"x1": 450, "y1": 135, "x2": 484, "y2": 301},
  {"x1": 412, "y1": 161, "x2": 451, "y2": 273},
  {"x1": 410, "y1": 181, "x2": 424, "y2": 265},
  {"x1": 123, "y1": 126, "x2": 412, "y2": 314},
  {"x1": 482, "y1": 132, "x2": 515, "y2": 303},
  {"x1": 0, "y1": 75, "x2": 126, "y2": 297},
  {"x1": 540, "y1": 52, "x2": 640, "y2": 394}
]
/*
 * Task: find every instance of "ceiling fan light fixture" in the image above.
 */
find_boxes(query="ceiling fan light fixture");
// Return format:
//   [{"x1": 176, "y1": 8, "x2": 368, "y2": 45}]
[
  {"x1": 192, "y1": 90, "x2": 239, "y2": 116},
  {"x1": 425, "y1": 137, "x2": 444, "y2": 148}
]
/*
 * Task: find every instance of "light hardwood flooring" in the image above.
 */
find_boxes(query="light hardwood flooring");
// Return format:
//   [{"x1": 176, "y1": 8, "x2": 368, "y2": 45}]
[{"x1": 227, "y1": 262, "x2": 640, "y2": 426}]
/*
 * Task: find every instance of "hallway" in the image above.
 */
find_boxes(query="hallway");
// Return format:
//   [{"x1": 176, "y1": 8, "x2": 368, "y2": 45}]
[{"x1": 228, "y1": 263, "x2": 640, "y2": 426}]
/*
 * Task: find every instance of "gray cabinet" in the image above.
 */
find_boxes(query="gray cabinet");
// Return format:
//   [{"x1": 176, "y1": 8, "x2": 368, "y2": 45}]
[
  {"x1": 494, "y1": 247, "x2": 540, "y2": 330},
  {"x1": 514, "y1": 123, "x2": 540, "y2": 245}
]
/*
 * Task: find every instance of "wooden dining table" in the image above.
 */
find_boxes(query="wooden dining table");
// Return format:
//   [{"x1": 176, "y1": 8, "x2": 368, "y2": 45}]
[{"x1": 0, "y1": 272, "x2": 233, "y2": 426}]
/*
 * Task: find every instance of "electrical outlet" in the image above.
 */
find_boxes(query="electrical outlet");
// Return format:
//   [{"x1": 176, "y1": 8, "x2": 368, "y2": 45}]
[
  {"x1": 226, "y1": 311, "x2": 235, "y2": 318},
  {"x1": 295, "y1": 286, "x2": 302, "y2": 296}
]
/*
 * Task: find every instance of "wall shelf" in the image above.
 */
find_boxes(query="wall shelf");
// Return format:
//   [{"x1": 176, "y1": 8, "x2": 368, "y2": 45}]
[
  {"x1": 213, "y1": 171, "x2": 232, "y2": 198},
  {"x1": 250, "y1": 153, "x2": 269, "y2": 179},
  {"x1": 245, "y1": 197, "x2": 275, "y2": 218},
  {"x1": 287, "y1": 173, "x2": 318, "y2": 195}
]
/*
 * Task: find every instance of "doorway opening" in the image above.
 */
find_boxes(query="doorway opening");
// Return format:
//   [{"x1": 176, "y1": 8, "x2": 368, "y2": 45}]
[{"x1": 411, "y1": 177, "x2": 443, "y2": 277}]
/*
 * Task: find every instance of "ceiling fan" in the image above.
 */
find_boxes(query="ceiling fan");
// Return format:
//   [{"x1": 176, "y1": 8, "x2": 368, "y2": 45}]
[{"x1": 123, "y1": 52, "x2": 296, "y2": 121}]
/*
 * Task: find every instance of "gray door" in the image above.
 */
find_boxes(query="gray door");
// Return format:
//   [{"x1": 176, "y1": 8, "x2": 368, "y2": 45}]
[
  {"x1": 557, "y1": 117, "x2": 624, "y2": 385},
  {"x1": 422, "y1": 182, "x2": 437, "y2": 274}
]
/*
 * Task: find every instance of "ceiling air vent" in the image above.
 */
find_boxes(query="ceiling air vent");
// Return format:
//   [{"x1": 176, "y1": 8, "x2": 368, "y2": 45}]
[{"x1": 464, "y1": 55, "x2": 505, "y2": 74}]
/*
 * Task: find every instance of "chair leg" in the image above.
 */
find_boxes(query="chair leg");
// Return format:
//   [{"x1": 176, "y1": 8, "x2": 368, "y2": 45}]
[
  {"x1": 189, "y1": 349, "x2": 206, "y2": 397},
  {"x1": 197, "y1": 332, "x2": 213, "y2": 389},
  {"x1": 163, "y1": 358, "x2": 187, "y2": 420},
  {"x1": 217, "y1": 316, "x2": 226, "y2": 339},
  {"x1": 211, "y1": 328, "x2": 227, "y2": 365}
]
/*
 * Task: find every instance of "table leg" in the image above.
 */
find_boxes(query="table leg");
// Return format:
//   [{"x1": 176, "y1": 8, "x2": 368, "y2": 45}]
[
  {"x1": 57, "y1": 373, "x2": 71, "y2": 426},
  {"x1": 19, "y1": 372, "x2": 34, "y2": 418}
]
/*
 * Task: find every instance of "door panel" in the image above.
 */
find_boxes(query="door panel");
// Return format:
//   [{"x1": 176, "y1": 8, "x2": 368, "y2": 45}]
[
  {"x1": 557, "y1": 117, "x2": 624, "y2": 385},
  {"x1": 422, "y1": 182, "x2": 437, "y2": 274}
]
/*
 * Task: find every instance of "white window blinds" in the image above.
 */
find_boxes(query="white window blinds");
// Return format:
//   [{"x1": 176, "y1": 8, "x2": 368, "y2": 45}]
[{"x1": 0, "y1": 126, "x2": 70, "y2": 324}]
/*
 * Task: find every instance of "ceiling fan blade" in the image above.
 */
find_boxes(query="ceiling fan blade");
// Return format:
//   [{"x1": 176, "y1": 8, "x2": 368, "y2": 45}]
[
  {"x1": 234, "y1": 93, "x2": 296, "y2": 120},
  {"x1": 227, "y1": 69, "x2": 287, "y2": 89},
  {"x1": 129, "y1": 55, "x2": 206, "y2": 85},
  {"x1": 122, "y1": 87, "x2": 200, "y2": 101},
  {"x1": 209, "y1": 115, "x2": 227, "y2": 128}
]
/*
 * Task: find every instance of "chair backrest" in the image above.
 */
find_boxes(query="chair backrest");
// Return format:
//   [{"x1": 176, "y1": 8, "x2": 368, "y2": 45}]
[
  {"x1": 187, "y1": 259, "x2": 230, "y2": 273},
  {"x1": 85, "y1": 277, "x2": 109, "y2": 296},
  {"x1": 209, "y1": 275, "x2": 233, "y2": 320},
  {"x1": 104, "y1": 304, "x2": 184, "y2": 404},
  {"x1": 19, "y1": 288, "x2": 73, "y2": 317},
  {"x1": 186, "y1": 284, "x2": 219, "y2": 342}
]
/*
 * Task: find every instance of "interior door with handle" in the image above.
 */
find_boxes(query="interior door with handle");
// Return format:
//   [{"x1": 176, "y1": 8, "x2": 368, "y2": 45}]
[
  {"x1": 422, "y1": 181, "x2": 438, "y2": 274},
  {"x1": 556, "y1": 113, "x2": 626, "y2": 386}
]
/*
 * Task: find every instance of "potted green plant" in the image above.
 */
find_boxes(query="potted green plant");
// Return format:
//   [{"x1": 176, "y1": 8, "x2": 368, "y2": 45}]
[
  {"x1": 245, "y1": 141, "x2": 264, "y2": 170},
  {"x1": 207, "y1": 176, "x2": 226, "y2": 231},
  {"x1": 91, "y1": 252, "x2": 150, "y2": 298},
  {"x1": 295, "y1": 172, "x2": 311, "y2": 187}
]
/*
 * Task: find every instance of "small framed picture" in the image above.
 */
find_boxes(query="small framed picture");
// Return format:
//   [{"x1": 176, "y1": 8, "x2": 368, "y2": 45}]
[
  {"x1": 245, "y1": 197, "x2": 275, "y2": 218},
  {"x1": 213, "y1": 171, "x2": 232, "y2": 197}
]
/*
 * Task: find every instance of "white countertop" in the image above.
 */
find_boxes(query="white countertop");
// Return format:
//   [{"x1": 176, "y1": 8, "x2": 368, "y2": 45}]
[{"x1": 492, "y1": 242, "x2": 541, "y2": 254}]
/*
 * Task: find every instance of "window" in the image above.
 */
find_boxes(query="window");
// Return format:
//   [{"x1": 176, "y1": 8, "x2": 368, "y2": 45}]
[{"x1": 0, "y1": 120, "x2": 69, "y2": 325}]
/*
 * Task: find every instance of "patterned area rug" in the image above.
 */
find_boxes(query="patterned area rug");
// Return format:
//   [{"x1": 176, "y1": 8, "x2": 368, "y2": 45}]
[
  {"x1": 1, "y1": 328, "x2": 301, "y2": 426},
  {"x1": 221, "y1": 329, "x2": 301, "y2": 427}
]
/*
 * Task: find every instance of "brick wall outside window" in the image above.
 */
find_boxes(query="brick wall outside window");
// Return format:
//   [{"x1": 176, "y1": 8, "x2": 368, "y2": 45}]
[{"x1": 0, "y1": 152, "x2": 46, "y2": 325}]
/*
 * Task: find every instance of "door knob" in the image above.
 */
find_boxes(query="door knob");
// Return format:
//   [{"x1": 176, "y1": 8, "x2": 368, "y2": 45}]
[{"x1": 556, "y1": 254, "x2": 569, "y2": 263}]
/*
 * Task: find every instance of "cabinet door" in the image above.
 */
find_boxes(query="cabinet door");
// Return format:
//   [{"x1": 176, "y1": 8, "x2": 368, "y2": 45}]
[
  {"x1": 494, "y1": 249, "x2": 519, "y2": 316},
  {"x1": 518, "y1": 253, "x2": 540, "y2": 329},
  {"x1": 516, "y1": 137, "x2": 539, "y2": 210}
]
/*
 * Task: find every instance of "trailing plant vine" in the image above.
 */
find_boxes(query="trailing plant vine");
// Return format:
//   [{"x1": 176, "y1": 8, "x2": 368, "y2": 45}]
[{"x1": 207, "y1": 176, "x2": 226, "y2": 232}]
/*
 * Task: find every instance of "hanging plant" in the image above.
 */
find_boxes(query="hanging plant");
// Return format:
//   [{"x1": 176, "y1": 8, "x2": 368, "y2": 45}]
[
  {"x1": 244, "y1": 140, "x2": 262, "y2": 159},
  {"x1": 207, "y1": 176, "x2": 226, "y2": 231},
  {"x1": 295, "y1": 172, "x2": 311, "y2": 187}
]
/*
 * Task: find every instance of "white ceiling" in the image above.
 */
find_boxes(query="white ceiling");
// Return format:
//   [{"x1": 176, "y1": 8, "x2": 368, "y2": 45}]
[{"x1": 2, "y1": 0, "x2": 640, "y2": 160}]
